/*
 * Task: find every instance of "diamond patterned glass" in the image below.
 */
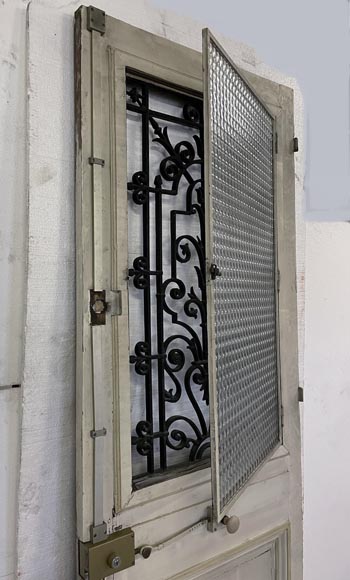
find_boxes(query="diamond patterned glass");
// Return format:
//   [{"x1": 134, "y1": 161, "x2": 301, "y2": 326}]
[{"x1": 208, "y1": 39, "x2": 280, "y2": 513}]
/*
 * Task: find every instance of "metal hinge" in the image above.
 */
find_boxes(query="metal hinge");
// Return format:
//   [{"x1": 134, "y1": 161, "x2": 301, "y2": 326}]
[
  {"x1": 277, "y1": 269, "x2": 281, "y2": 292},
  {"x1": 206, "y1": 506, "x2": 218, "y2": 533},
  {"x1": 298, "y1": 386, "x2": 304, "y2": 402},
  {"x1": 87, "y1": 5, "x2": 106, "y2": 35},
  {"x1": 91, "y1": 521, "x2": 108, "y2": 544},
  {"x1": 275, "y1": 132, "x2": 278, "y2": 154},
  {"x1": 293, "y1": 137, "x2": 299, "y2": 152},
  {"x1": 281, "y1": 406, "x2": 284, "y2": 428}
]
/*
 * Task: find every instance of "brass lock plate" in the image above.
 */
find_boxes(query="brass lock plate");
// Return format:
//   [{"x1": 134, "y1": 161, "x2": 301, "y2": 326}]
[{"x1": 79, "y1": 528, "x2": 135, "y2": 579}]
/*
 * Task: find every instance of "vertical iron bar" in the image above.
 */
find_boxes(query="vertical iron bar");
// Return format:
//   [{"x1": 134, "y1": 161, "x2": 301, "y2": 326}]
[
  {"x1": 155, "y1": 171, "x2": 167, "y2": 472},
  {"x1": 200, "y1": 124, "x2": 208, "y2": 362},
  {"x1": 141, "y1": 85, "x2": 154, "y2": 473}
]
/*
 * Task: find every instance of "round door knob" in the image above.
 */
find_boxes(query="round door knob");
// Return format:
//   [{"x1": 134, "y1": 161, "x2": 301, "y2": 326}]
[
  {"x1": 140, "y1": 545, "x2": 153, "y2": 559},
  {"x1": 222, "y1": 515, "x2": 240, "y2": 534}
]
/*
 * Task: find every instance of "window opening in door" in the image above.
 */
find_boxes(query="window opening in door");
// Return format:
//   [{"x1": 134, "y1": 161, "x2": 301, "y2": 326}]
[{"x1": 126, "y1": 76, "x2": 210, "y2": 486}]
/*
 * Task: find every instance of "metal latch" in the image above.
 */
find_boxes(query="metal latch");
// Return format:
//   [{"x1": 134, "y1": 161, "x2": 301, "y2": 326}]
[
  {"x1": 90, "y1": 290, "x2": 107, "y2": 326},
  {"x1": 79, "y1": 528, "x2": 135, "y2": 580},
  {"x1": 90, "y1": 290, "x2": 122, "y2": 326}
]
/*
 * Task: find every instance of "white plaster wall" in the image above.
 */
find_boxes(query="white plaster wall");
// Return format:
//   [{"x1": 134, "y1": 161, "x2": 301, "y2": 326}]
[
  {"x1": 0, "y1": 0, "x2": 27, "y2": 387},
  {"x1": 0, "y1": 1, "x2": 28, "y2": 578},
  {"x1": 0, "y1": 389, "x2": 21, "y2": 580},
  {"x1": 3, "y1": 0, "x2": 345, "y2": 579},
  {"x1": 303, "y1": 223, "x2": 350, "y2": 580}
]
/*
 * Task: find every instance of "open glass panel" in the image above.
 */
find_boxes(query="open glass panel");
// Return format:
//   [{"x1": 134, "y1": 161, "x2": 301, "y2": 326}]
[{"x1": 203, "y1": 29, "x2": 281, "y2": 522}]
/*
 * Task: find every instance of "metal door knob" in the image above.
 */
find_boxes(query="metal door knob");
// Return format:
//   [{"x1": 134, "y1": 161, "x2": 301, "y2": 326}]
[
  {"x1": 222, "y1": 515, "x2": 240, "y2": 534},
  {"x1": 210, "y1": 263, "x2": 222, "y2": 280}
]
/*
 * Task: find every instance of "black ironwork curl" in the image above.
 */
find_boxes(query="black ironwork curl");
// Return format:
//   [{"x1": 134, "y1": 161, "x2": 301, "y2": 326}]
[{"x1": 128, "y1": 256, "x2": 150, "y2": 289}]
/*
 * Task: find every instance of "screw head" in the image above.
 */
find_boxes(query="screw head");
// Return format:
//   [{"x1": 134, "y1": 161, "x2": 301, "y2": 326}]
[{"x1": 108, "y1": 553, "x2": 121, "y2": 570}]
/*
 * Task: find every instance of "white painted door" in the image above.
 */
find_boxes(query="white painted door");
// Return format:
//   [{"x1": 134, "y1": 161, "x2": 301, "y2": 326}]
[{"x1": 75, "y1": 9, "x2": 302, "y2": 580}]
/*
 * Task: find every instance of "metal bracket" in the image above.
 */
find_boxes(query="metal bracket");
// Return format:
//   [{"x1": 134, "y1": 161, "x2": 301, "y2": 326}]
[
  {"x1": 91, "y1": 522, "x2": 108, "y2": 544},
  {"x1": 298, "y1": 386, "x2": 304, "y2": 402},
  {"x1": 87, "y1": 6, "x2": 106, "y2": 35},
  {"x1": 89, "y1": 157, "x2": 105, "y2": 167},
  {"x1": 293, "y1": 137, "x2": 299, "y2": 152},
  {"x1": 106, "y1": 289, "x2": 122, "y2": 316},
  {"x1": 206, "y1": 506, "x2": 218, "y2": 533},
  {"x1": 90, "y1": 428, "x2": 107, "y2": 439}
]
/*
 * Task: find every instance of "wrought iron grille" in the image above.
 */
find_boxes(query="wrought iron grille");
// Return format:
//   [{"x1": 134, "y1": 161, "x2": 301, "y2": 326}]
[{"x1": 126, "y1": 77, "x2": 210, "y2": 482}]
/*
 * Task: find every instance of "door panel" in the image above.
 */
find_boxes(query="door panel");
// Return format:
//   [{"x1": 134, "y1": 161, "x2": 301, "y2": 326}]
[
  {"x1": 197, "y1": 550, "x2": 273, "y2": 580},
  {"x1": 238, "y1": 551, "x2": 274, "y2": 580}
]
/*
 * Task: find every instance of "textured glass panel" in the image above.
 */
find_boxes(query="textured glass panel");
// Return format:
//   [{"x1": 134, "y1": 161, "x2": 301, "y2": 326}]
[{"x1": 208, "y1": 39, "x2": 280, "y2": 512}]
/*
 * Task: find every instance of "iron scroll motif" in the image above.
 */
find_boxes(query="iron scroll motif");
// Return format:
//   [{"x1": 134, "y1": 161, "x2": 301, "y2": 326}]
[{"x1": 127, "y1": 79, "x2": 210, "y2": 478}]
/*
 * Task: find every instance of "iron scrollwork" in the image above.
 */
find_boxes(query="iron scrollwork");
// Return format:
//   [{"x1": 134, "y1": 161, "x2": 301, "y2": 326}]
[{"x1": 127, "y1": 79, "x2": 209, "y2": 478}]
